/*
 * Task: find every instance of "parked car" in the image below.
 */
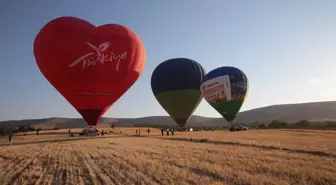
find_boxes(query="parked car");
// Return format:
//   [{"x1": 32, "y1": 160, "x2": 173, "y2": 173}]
[{"x1": 229, "y1": 125, "x2": 248, "y2": 132}]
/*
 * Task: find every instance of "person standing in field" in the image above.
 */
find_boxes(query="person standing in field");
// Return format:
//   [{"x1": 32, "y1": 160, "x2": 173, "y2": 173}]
[
  {"x1": 166, "y1": 129, "x2": 170, "y2": 136},
  {"x1": 160, "y1": 128, "x2": 164, "y2": 136},
  {"x1": 8, "y1": 132, "x2": 12, "y2": 146},
  {"x1": 147, "y1": 128, "x2": 150, "y2": 136},
  {"x1": 101, "y1": 130, "x2": 104, "y2": 136}
]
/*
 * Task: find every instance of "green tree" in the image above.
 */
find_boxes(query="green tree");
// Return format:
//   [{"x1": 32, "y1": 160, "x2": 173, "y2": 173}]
[
  {"x1": 25, "y1": 126, "x2": 35, "y2": 132},
  {"x1": 295, "y1": 120, "x2": 310, "y2": 128},
  {"x1": 0, "y1": 127, "x2": 4, "y2": 136},
  {"x1": 17, "y1": 125, "x2": 26, "y2": 134},
  {"x1": 268, "y1": 120, "x2": 288, "y2": 129},
  {"x1": 257, "y1": 124, "x2": 268, "y2": 129},
  {"x1": 325, "y1": 121, "x2": 336, "y2": 128}
]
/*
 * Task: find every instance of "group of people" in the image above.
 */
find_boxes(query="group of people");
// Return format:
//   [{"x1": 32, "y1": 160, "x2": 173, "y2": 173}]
[
  {"x1": 135, "y1": 128, "x2": 175, "y2": 136},
  {"x1": 135, "y1": 128, "x2": 152, "y2": 136},
  {"x1": 160, "y1": 128, "x2": 175, "y2": 136},
  {"x1": 6, "y1": 126, "x2": 179, "y2": 147}
]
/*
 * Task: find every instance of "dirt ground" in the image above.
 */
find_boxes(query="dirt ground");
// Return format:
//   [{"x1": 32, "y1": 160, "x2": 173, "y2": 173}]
[{"x1": 0, "y1": 129, "x2": 335, "y2": 185}]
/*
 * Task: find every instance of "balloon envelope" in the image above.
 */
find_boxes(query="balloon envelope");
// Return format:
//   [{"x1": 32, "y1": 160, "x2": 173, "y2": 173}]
[
  {"x1": 34, "y1": 16, "x2": 146, "y2": 126},
  {"x1": 151, "y1": 58, "x2": 206, "y2": 127},
  {"x1": 201, "y1": 66, "x2": 248, "y2": 123}
]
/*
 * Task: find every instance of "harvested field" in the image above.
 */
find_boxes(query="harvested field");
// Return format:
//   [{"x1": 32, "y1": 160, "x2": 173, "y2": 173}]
[{"x1": 0, "y1": 129, "x2": 335, "y2": 185}]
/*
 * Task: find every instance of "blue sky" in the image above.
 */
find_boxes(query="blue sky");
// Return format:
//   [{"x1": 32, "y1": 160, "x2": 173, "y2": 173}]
[{"x1": 1, "y1": 0, "x2": 336, "y2": 121}]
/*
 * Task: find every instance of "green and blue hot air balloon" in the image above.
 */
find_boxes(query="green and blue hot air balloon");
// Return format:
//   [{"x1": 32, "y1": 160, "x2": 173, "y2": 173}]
[
  {"x1": 201, "y1": 66, "x2": 249, "y2": 124},
  {"x1": 151, "y1": 58, "x2": 206, "y2": 127}
]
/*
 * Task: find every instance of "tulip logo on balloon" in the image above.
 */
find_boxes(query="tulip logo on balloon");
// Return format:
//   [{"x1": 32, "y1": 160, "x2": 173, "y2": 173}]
[
  {"x1": 69, "y1": 41, "x2": 128, "y2": 71},
  {"x1": 34, "y1": 16, "x2": 146, "y2": 126},
  {"x1": 201, "y1": 66, "x2": 248, "y2": 124}
]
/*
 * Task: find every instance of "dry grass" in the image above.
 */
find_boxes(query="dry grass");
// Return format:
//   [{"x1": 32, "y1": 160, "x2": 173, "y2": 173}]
[{"x1": 0, "y1": 129, "x2": 335, "y2": 185}]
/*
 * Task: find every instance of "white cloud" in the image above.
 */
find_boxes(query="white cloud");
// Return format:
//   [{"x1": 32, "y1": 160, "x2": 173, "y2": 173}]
[{"x1": 307, "y1": 78, "x2": 320, "y2": 86}]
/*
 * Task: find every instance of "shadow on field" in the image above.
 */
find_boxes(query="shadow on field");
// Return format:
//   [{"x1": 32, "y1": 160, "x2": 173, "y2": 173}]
[
  {"x1": 169, "y1": 162, "x2": 248, "y2": 183},
  {"x1": 2, "y1": 134, "x2": 335, "y2": 159},
  {"x1": 156, "y1": 137, "x2": 336, "y2": 158},
  {"x1": 14, "y1": 132, "x2": 71, "y2": 136},
  {"x1": 0, "y1": 135, "x2": 128, "y2": 147}
]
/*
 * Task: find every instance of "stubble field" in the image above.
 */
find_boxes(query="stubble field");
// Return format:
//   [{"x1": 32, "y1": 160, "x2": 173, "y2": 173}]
[{"x1": 0, "y1": 128, "x2": 335, "y2": 185}]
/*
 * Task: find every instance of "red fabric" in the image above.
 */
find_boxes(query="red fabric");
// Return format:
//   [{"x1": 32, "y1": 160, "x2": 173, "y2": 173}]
[{"x1": 34, "y1": 16, "x2": 146, "y2": 125}]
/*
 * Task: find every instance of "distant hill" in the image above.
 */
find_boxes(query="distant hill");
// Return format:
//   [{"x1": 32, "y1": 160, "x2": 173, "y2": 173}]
[
  {"x1": 1, "y1": 101, "x2": 336, "y2": 129},
  {"x1": 234, "y1": 101, "x2": 336, "y2": 123}
]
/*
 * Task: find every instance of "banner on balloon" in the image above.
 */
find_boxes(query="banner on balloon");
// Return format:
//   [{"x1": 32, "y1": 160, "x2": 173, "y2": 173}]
[
  {"x1": 201, "y1": 75, "x2": 232, "y2": 104},
  {"x1": 201, "y1": 67, "x2": 248, "y2": 123}
]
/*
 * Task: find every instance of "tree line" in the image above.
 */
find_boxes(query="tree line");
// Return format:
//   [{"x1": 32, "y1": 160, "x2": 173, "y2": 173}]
[
  {"x1": 0, "y1": 125, "x2": 60, "y2": 136},
  {"x1": 252, "y1": 120, "x2": 336, "y2": 130}
]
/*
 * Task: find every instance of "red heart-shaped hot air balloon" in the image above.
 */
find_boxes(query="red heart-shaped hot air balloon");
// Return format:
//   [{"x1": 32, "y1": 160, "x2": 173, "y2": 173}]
[{"x1": 34, "y1": 16, "x2": 146, "y2": 126}]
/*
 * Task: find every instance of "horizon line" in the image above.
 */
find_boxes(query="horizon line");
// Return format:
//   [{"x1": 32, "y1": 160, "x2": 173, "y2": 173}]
[{"x1": 1, "y1": 100, "x2": 335, "y2": 122}]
